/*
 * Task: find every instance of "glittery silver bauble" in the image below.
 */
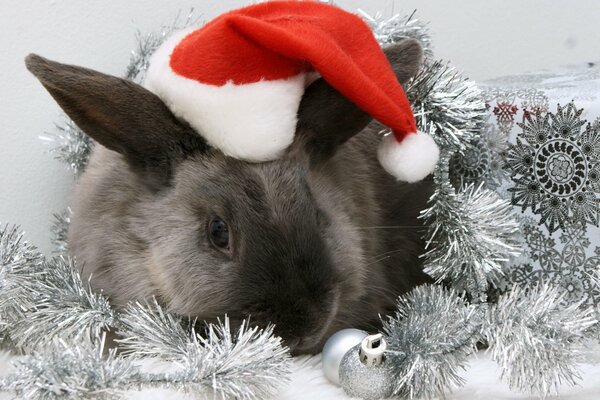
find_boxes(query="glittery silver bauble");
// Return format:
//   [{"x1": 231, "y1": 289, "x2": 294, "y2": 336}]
[
  {"x1": 339, "y1": 335, "x2": 394, "y2": 400},
  {"x1": 321, "y1": 328, "x2": 367, "y2": 385}
]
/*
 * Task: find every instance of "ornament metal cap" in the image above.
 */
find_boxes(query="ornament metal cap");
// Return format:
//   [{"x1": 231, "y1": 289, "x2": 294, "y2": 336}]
[{"x1": 359, "y1": 333, "x2": 387, "y2": 367}]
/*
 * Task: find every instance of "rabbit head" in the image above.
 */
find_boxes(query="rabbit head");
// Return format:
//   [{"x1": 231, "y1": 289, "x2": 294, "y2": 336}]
[{"x1": 25, "y1": 38, "x2": 428, "y2": 353}]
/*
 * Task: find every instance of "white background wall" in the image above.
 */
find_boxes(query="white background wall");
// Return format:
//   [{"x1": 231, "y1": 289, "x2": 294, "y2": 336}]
[{"x1": 1, "y1": 0, "x2": 599, "y2": 254}]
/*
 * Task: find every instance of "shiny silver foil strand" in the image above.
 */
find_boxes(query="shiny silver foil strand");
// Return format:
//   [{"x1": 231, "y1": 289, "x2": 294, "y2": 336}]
[
  {"x1": 124, "y1": 9, "x2": 198, "y2": 83},
  {"x1": 39, "y1": 118, "x2": 92, "y2": 175},
  {"x1": 0, "y1": 337, "x2": 139, "y2": 400},
  {"x1": 420, "y1": 151, "x2": 521, "y2": 302},
  {"x1": 359, "y1": 9, "x2": 433, "y2": 57},
  {"x1": 406, "y1": 60, "x2": 488, "y2": 152},
  {"x1": 378, "y1": 283, "x2": 597, "y2": 399},
  {"x1": 484, "y1": 283, "x2": 597, "y2": 397},
  {"x1": 0, "y1": 224, "x2": 44, "y2": 343},
  {"x1": 5, "y1": 256, "x2": 116, "y2": 352},
  {"x1": 50, "y1": 207, "x2": 72, "y2": 255},
  {"x1": 0, "y1": 227, "x2": 290, "y2": 399},
  {"x1": 0, "y1": 231, "x2": 115, "y2": 351},
  {"x1": 382, "y1": 285, "x2": 481, "y2": 399},
  {"x1": 118, "y1": 300, "x2": 291, "y2": 398}
]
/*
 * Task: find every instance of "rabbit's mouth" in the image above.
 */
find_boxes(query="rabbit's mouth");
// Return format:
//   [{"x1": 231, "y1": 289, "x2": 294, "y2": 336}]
[
  {"x1": 286, "y1": 288, "x2": 341, "y2": 355},
  {"x1": 186, "y1": 287, "x2": 341, "y2": 355}
]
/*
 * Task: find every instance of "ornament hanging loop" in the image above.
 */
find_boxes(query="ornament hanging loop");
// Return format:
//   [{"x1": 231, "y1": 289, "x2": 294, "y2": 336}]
[{"x1": 359, "y1": 333, "x2": 387, "y2": 367}]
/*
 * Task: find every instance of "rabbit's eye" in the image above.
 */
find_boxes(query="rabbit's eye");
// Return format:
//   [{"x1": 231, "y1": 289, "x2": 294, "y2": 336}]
[{"x1": 208, "y1": 217, "x2": 231, "y2": 253}]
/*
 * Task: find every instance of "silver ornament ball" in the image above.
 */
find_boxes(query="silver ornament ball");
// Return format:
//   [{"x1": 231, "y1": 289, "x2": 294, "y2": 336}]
[
  {"x1": 321, "y1": 328, "x2": 368, "y2": 385},
  {"x1": 339, "y1": 342, "x2": 395, "y2": 400}
]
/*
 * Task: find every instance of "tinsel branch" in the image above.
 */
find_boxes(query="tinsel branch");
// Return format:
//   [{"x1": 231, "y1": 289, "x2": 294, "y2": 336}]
[
  {"x1": 484, "y1": 283, "x2": 597, "y2": 396},
  {"x1": 0, "y1": 224, "x2": 44, "y2": 343},
  {"x1": 1, "y1": 224, "x2": 110, "y2": 352},
  {"x1": 0, "y1": 227, "x2": 291, "y2": 399},
  {"x1": 420, "y1": 151, "x2": 521, "y2": 301},
  {"x1": 1, "y1": 325, "x2": 290, "y2": 400},
  {"x1": 39, "y1": 118, "x2": 93, "y2": 175},
  {"x1": 359, "y1": 9, "x2": 433, "y2": 57},
  {"x1": 382, "y1": 285, "x2": 481, "y2": 399},
  {"x1": 177, "y1": 318, "x2": 290, "y2": 399},
  {"x1": 0, "y1": 337, "x2": 140, "y2": 400},
  {"x1": 406, "y1": 61, "x2": 488, "y2": 152},
  {"x1": 363, "y1": 9, "x2": 512, "y2": 303},
  {"x1": 118, "y1": 300, "x2": 291, "y2": 399},
  {"x1": 124, "y1": 9, "x2": 197, "y2": 82},
  {"x1": 117, "y1": 299, "x2": 194, "y2": 361},
  {"x1": 362, "y1": 9, "x2": 487, "y2": 153},
  {"x1": 382, "y1": 283, "x2": 598, "y2": 399},
  {"x1": 1, "y1": 253, "x2": 115, "y2": 352},
  {"x1": 50, "y1": 207, "x2": 71, "y2": 255}
]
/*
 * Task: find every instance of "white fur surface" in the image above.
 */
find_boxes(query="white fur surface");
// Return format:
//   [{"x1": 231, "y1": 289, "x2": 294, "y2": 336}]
[
  {"x1": 1, "y1": 346, "x2": 599, "y2": 400},
  {"x1": 144, "y1": 29, "x2": 309, "y2": 162},
  {"x1": 377, "y1": 131, "x2": 440, "y2": 183}
]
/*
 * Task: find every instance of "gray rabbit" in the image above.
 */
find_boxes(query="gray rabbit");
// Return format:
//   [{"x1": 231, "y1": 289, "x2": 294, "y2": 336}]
[{"x1": 25, "y1": 38, "x2": 432, "y2": 354}]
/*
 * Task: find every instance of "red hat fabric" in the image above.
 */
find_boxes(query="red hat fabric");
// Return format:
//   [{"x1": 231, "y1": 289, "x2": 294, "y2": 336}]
[{"x1": 145, "y1": 1, "x2": 439, "y2": 182}]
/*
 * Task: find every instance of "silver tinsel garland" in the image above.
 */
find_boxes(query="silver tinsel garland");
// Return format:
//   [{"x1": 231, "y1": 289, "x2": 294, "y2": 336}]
[
  {"x1": 359, "y1": 9, "x2": 433, "y2": 58},
  {"x1": 6, "y1": 256, "x2": 116, "y2": 352},
  {"x1": 117, "y1": 299, "x2": 290, "y2": 399},
  {"x1": 420, "y1": 150, "x2": 522, "y2": 301},
  {"x1": 1, "y1": 5, "x2": 597, "y2": 400},
  {"x1": 366, "y1": 6, "x2": 513, "y2": 303},
  {"x1": 2, "y1": 324, "x2": 289, "y2": 400},
  {"x1": 367, "y1": 8, "x2": 597, "y2": 400},
  {"x1": 2, "y1": 338, "x2": 139, "y2": 400},
  {"x1": 382, "y1": 285, "x2": 481, "y2": 399},
  {"x1": 39, "y1": 119, "x2": 92, "y2": 175},
  {"x1": 0, "y1": 226, "x2": 290, "y2": 399},
  {"x1": 50, "y1": 208, "x2": 71, "y2": 255},
  {"x1": 381, "y1": 283, "x2": 596, "y2": 399},
  {"x1": 0, "y1": 225, "x2": 43, "y2": 343},
  {"x1": 484, "y1": 283, "x2": 596, "y2": 396},
  {"x1": 117, "y1": 301, "x2": 290, "y2": 399},
  {"x1": 407, "y1": 61, "x2": 488, "y2": 152}
]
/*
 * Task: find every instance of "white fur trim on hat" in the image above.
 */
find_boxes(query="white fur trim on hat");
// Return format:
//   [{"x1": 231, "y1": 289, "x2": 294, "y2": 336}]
[
  {"x1": 144, "y1": 29, "x2": 310, "y2": 162},
  {"x1": 377, "y1": 131, "x2": 439, "y2": 182}
]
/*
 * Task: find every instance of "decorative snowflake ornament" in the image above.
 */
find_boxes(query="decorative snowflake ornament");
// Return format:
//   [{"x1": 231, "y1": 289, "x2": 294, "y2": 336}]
[
  {"x1": 508, "y1": 219, "x2": 600, "y2": 309},
  {"x1": 450, "y1": 122, "x2": 510, "y2": 189},
  {"x1": 505, "y1": 103, "x2": 600, "y2": 232}
]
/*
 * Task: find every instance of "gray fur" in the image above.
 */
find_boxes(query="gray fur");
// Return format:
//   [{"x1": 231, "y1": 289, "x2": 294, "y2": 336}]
[{"x1": 26, "y1": 39, "x2": 431, "y2": 354}]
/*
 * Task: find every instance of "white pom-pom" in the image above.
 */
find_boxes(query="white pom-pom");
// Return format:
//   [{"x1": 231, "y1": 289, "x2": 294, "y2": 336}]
[{"x1": 377, "y1": 131, "x2": 439, "y2": 182}]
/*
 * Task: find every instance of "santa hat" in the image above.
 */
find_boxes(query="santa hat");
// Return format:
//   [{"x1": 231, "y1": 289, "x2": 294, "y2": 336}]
[{"x1": 145, "y1": 1, "x2": 439, "y2": 182}]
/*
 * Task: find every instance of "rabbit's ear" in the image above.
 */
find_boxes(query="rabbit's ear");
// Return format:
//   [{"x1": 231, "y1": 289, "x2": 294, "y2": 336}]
[
  {"x1": 382, "y1": 38, "x2": 424, "y2": 85},
  {"x1": 25, "y1": 54, "x2": 207, "y2": 187},
  {"x1": 296, "y1": 39, "x2": 423, "y2": 163},
  {"x1": 296, "y1": 78, "x2": 372, "y2": 163}
]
